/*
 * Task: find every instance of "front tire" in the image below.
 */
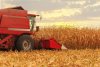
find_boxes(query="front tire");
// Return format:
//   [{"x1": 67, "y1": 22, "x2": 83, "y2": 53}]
[{"x1": 15, "y1": 35, "x2": 34, "y2": 51}]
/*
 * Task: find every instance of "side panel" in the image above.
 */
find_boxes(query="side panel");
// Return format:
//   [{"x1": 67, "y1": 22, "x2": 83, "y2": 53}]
[
  {"x1": 0, "y1": 28, "x2": 32, "y2": 35},
  {"x1": 0, "y1": 15, "x2": 30, "y2": 29}
]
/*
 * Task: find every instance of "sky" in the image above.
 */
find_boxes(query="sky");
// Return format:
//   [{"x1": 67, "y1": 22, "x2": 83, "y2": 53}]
[{"x1": 0, "y1": 0, "x2": 100, "y2": 28}]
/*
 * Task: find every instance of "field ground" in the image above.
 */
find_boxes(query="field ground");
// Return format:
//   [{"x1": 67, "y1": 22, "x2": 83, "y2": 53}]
[{"x1": 0, "y1": 49, "x2": 100, "y2": 67}]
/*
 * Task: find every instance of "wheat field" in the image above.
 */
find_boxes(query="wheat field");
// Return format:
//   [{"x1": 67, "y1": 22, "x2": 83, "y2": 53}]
[
  {"x1": 0, "y1": 49, "x2": 100, "y2": 67},
  {"x1": 0, "y1": 28, "x2": 100, "y2": 67},
  {"x1": 34, "y1": 27, "x2": 100, "y2": 49}
]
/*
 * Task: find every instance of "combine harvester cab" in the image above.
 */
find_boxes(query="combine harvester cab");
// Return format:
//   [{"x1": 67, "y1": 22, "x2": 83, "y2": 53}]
[{"x1": 0, "y1": 6, "x2": 64, "y2": 51}]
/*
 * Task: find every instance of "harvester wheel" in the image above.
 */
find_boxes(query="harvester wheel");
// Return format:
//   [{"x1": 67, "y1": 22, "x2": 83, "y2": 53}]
[{"x1": 15, "y1": 35, "x2": 34, "y2": 51}]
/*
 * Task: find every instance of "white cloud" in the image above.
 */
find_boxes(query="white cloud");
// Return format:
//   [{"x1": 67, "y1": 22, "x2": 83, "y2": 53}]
[
  {"x1": 89, "y1": 17, "x2": 100, "y2": 21},
  {"x1": 66, "y1": 0, "x2": 86, "y2": 5},
  {"x1": 84, "y1": 1, "x2": 100, "y2": 8},
  {"x1": 51, "y1": 0, "x2": 61, "y2": 3},
  {"x1": 3, "y1": 4, "x2": 15, "y2": 8},
  {"x1": 40, "y1": 8, "x2": 82, "y2": 19},
  {"x1": 0, "y1": 0, "x2": 15, "y2": 8},
  {"x1": 51, "y1": 0, "x2": 86, "y2": 5},
  {"x1": 92, "y1": 2, "x2": 100, "y2": 7}
]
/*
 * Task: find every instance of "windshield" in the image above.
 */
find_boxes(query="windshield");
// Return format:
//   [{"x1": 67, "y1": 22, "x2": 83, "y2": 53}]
[{"x1": 28, "y1": 16, "x2": 36, "y2": 31}]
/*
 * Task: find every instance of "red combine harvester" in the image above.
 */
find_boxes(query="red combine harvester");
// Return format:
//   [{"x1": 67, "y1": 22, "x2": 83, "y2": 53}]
[{"x1": 0, "y1": 6, "x2": 64, "y2": 51}]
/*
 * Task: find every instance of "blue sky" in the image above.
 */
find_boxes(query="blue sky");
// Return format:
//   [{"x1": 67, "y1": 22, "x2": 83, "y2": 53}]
[{"x1": 0, "y1": 0, "x2": 100, "y2": 28}]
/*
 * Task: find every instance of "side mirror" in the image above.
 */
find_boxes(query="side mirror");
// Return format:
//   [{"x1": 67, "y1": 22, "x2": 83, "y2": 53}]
[{"x1": 36, "y1": 26, "x2": 39, "y2": 32}]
